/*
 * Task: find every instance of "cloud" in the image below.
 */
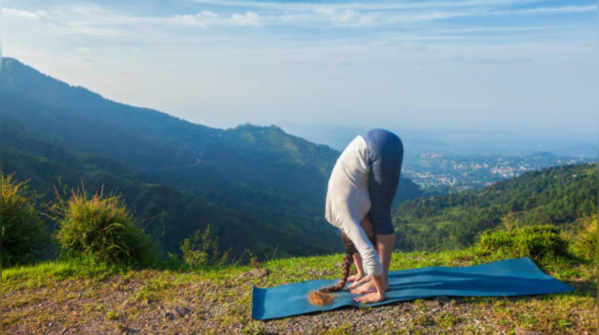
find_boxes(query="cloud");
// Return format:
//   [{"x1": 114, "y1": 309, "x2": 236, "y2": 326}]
[
  {"x1": 316, "y1": 8, "x2": 376, "y2": 26},
  {"x1": 172, "y1": 11, "x2": 261, "y2": 27},
  {"x1": 191, "y1": 0, "x2": 550, "y2": 12},
  {"x1": 175, "y1": 11, "x2": 220, "y2": 27},
  {"x1": 2, "y1": 8, "x2": 46, "y2": 19},
  {"x1": 388, "y1": 11, "x2": 471, "y2": 24},
  {"x1": 186, "y1": 0, "x2": 594, "y2": 28},
  {"x1": 496, "y1": 5, "x2": 597, "y2": 16},
  {"x1": 231, "y1": 12, "x2": 261, "y2": 26},
  {"x1": 3, "y1": 1, "x2": 595, "y2": 47}
]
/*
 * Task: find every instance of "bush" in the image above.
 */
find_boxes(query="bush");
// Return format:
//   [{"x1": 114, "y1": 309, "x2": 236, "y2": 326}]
[
  {"x1": 476, "y1": 225, "x2": 569, "y2": 262},
  {"x1": 53, "y1": 186, "x2": 153, "y2": 265},
  {"x1": 1, "y1": 173, "x2": 47, "y2": 266},
  {"x1": 180, "y1": 225, "x2": 229, "y2": 268},
  {"x1": 573, "y1": 216, "x2": 597, "y2": 261}
]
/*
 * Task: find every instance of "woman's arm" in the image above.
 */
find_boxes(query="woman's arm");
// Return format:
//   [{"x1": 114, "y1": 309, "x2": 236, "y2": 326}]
[{"x1": 339, "y1": 217, "x2": 383, "y2": 278}]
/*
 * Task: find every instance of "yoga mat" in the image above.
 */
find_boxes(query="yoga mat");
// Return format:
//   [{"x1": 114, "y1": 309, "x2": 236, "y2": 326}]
[{"x1": 251, "y1": 257, "x2": 574, "y2": 320}]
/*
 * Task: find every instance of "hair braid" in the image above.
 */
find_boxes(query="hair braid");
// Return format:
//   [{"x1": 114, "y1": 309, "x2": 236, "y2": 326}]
[
  {"x1": 308, "y1": 253, "x2": 354, "y2": 306},
  {"x1": 308, "y1": 218, "x2": 378, "y2": 306}
]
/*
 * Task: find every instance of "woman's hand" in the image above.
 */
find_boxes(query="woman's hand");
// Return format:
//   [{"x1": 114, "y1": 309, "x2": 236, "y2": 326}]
[
  {"x1": 352, "y1": 275, "x2": 386, "y2": 303},
  {"x1": 354, "y1": 292, "x2": 384, "y2": 303}
]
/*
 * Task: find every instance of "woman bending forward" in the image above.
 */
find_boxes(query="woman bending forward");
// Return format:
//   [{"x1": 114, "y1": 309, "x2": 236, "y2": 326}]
[{"x1": 325, "y1": 128, "x2": 403, "y2": 303}]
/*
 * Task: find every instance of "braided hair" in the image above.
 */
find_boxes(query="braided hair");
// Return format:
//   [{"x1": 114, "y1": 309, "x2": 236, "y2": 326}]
[{"x1": 308, "y1": 231, "x2": 377, "y2": 306}]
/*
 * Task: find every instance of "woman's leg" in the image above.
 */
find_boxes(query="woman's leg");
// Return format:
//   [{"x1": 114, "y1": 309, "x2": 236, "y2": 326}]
[
  {"x1": 348, "y1": 214, "x2": 376, "y2": 286},
  {"x1": 363, "y1": 129, "x2": 404, "y2": 289}
]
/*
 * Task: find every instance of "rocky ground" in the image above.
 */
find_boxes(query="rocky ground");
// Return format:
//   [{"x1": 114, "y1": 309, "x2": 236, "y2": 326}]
[{"x1": 3, "y1": 253, "x2": 596, "y2": 334}]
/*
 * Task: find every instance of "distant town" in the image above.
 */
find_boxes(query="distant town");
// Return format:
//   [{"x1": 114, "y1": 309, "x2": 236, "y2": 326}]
[{"x1": 403, "y1": 152, "x2": 593, "y2": 194}]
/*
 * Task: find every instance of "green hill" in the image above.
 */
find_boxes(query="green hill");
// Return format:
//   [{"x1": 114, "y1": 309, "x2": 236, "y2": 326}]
[
  {"x1": 1, "y1": 121, "x2": 337, "y2": 258},
  {"x1": 0, "y1": 57, "x2": 423, "y2": 259},
  {"x1": 393, "y1": 163, "x2": 597, "y2": 251},
  {"x1": 0, "y1": 58, "x2": 421, "y2": 208}
]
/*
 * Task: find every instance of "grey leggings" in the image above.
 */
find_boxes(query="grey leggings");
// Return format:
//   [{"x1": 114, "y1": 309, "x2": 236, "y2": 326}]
[{"x1": 361, "y1": 129, "x2": 404, "y2": 235}]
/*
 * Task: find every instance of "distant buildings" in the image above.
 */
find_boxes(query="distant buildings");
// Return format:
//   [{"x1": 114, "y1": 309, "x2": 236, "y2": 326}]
[{"x1": 404, "y1": 153, "x2": 591, "y2": 193}]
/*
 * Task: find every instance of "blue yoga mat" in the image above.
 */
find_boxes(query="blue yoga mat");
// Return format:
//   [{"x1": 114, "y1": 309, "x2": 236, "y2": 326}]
[{"x1": 252, "y1": 257, "x2": 574, "y2": 320}]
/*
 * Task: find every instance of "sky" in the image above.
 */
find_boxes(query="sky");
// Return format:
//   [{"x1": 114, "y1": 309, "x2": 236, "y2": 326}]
[{"x1": 2, "y1": 0, "x2": 597, "y2": 143}]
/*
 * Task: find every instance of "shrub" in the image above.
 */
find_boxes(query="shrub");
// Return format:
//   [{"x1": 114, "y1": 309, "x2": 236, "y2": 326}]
[
  {"x1": 476, "y1": 225, "x2": 569, "y2": 262},
  {"x1": 572, "y1": 216, "x2": 597, "y2": 261},
  {"x1": 53, "y1": 186, "x2": 153, "y2": 265},
  {"x1": 1, "y1": 173, "x2": 47, "y2": 266},
  {"x1": 180, "y1": 224, "x2": 229, "y2": 268}
]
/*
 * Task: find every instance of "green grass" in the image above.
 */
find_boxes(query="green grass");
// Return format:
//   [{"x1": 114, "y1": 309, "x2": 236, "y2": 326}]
[
  {"x1": 2, "y1": 241, "x2": 596, "y2": 334},
  {"x1": 2, "y1": 259, "x2": 127, "y2": 291},
  {"x1": 4, "y1": 243, "x2": 594, "y2": 290}
]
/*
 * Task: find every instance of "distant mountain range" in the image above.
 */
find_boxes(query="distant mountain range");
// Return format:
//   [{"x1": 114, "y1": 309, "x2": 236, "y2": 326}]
[
  {"x1": 1, "y1": 58, "x2": 423, "y2": 259},
  {"x1": 393, "y1": 162, "x2": 597, "y2": 252},
  {"x1": 282, "y1": 123, "x2": 597, "y2": 161}
]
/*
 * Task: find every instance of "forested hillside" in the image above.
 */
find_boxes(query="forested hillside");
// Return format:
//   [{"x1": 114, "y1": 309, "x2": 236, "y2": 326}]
[
  {"x1": 1, "y1": 121, "x2": 339, "y2": 258},
  {"x1": 0, "y1": 57, "x2": 423, "y2": 259},
  {"x1": 393, "y1": 163, "x2": 597, "y2": 251}
]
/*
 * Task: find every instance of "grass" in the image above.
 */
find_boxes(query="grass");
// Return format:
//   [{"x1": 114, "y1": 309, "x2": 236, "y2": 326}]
[
  {"x1": 2, "y1": 259, "x2": 127, "y2": 291},
  {"x1": 2, "y1": 246, "x2": 596, "y2": 334}
]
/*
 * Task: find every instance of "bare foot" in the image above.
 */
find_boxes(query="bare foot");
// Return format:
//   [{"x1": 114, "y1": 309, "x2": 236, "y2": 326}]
[
  {"x1": 347, "y1": 275, "x2": 370, "y2": 290},
  {"x1": 347, "y1": 274, "x2": 364, "y2": 283},
  {"x1": 354, "y1": 292, "x2": 385, "y2": 304},
  {"x1": 350, "y1": 279, "x2": 377, "y2": 294},
  {"x1": 350, "y1": 277, "x2": 390, "y2": 294}
]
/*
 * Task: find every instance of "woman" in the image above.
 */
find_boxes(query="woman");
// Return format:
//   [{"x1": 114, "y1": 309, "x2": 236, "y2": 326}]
[{"x1": 323, "y1": 128, "x2": 403, "y2": 304}]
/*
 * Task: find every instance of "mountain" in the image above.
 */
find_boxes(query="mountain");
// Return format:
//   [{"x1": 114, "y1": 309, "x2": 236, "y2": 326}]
[
  {"x1": 1, "y1": 57, "x2": 423, "y2": 258},
  {"x1": 1, "y1": 121, "x2": 339, "y2": 258},
  {"x1": 393, "y1": 162, "x2": 597, "y2": 252}
]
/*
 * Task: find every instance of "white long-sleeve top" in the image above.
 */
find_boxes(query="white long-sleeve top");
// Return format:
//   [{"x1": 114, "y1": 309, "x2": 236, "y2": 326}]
[{"x1": 325, "y1": 135, "x2": 383, "y2": 277}]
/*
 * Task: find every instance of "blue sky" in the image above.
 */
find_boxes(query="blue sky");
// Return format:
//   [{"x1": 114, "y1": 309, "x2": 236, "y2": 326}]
[{"x1": 3, "y1": 0, "x2": 597, "y2": 141}]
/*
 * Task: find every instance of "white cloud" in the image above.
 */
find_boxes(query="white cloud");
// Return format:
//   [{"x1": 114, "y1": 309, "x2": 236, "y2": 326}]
[
  {"x1": 231, "y1": 12, "x2": 261, "y2": 27},
  {"x1": 315, "y1": 8, "x2": 377, "y2": 26},
  {"x1": 77, "y1": 47, "x2": 91, "y2": 54},
  {"x1": 175, "y1": 11, "x2": 220, "y2": 27},
  {"x1": 388, "y1": 11, "x2": 471, "y2": 24},
  {"x1": 2, "y1": 8, "x2": 46, "y2": 19},
  {"x1": 172, "y1": 10, "x2": 261, "y2": 28},
  {"x1": 192, "y1": 0, "x2": 549, "y2": 12},
  {"x1": 497, "y1": 5, "x2": 597, "y2": 15}
]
